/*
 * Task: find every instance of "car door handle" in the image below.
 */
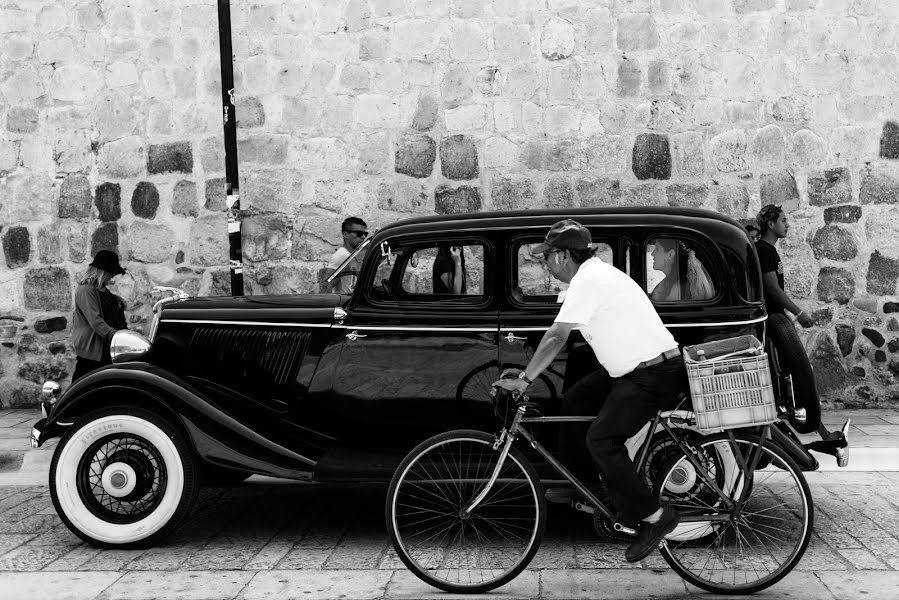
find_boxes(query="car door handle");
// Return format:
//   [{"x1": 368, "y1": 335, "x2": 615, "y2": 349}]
[
  {"x1": 504, "y1": 333, "x2": 527, "y2": 343},
  {"x1": 346, "y1": 330, "x2": 368, "y2": 341}
]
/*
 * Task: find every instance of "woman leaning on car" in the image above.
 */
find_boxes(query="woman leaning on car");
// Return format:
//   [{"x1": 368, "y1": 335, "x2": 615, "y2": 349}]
[{"x1": 71, "y1": 250, "x2": 128, "y2": 382}]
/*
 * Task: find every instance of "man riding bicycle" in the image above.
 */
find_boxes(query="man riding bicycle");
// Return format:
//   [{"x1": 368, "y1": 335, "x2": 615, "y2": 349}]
[{"x1": 496, "y1": 219, "x2": 687, "y2": 562}]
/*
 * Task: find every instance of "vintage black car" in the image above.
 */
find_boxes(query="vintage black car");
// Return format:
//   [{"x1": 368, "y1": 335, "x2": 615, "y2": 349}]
[{"x1": 32, "y1": 207, "x2": 845, "y2": 548}]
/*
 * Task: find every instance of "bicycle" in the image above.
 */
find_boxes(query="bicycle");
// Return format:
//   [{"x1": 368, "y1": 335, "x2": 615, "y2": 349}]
[{"x1": 385, "y1": 344, "x2": 814, "y2": 595}]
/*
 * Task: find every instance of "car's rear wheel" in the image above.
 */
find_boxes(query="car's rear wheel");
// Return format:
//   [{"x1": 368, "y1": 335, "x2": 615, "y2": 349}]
[{"x1": 49, "y1": 406, "x2": 199, "y2": 549}]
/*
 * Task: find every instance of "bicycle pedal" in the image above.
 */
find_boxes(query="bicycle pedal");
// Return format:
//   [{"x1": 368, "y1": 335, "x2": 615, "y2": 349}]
[{"x1": 572, "y1": 501, "x2": 595, "y2": 514}]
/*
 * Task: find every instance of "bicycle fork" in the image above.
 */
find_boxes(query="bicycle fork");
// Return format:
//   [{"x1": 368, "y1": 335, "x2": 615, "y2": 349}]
[{"x1": 461, "y1": 428, "x2": 516, "y2": 516}]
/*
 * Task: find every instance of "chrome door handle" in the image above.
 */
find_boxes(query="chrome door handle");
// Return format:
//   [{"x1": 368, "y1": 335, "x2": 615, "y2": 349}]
[
  {"x1": 504, "y1": 333, "x2": 527, "y2": 343},
  {"x1": 346, "y1": 330, "x2": 368, "y2": 341}
]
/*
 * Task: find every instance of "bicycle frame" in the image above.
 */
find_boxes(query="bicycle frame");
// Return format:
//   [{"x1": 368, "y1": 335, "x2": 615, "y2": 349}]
[{"x1": 464, "y1": 404, "x2": 772, "y2": 530}]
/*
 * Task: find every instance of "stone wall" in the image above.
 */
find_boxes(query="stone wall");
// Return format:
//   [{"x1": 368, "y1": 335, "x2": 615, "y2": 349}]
[{"x1": 2, "y1": 0, "x2": 899, "y2": 407}]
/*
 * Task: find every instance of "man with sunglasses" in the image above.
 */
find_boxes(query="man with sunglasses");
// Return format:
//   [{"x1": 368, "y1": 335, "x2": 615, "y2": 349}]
[
  {"x1": 326, "y1": 217, "x2": 368, "y2": 294},
  {"x1": 495, "y1": 219, "x2": 686, "y2": 562}
]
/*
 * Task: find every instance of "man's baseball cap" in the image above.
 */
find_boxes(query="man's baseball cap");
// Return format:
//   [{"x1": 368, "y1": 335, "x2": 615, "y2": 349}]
[{"x1": 532, "y1": 219, "x2": 594, "y2": 254}]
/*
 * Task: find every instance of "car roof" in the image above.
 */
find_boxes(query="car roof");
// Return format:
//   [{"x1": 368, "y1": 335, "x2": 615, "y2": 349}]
[{"x1": 375, "y1": 206, "x2": 749, "y2": 239}]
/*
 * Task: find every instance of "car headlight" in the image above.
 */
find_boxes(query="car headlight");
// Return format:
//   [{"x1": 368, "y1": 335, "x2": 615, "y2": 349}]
[{"x1": 111, "y1": 330, "x2": 152, "y2": 363}]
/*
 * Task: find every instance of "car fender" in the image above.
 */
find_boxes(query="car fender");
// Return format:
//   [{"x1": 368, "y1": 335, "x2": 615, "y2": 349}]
[{"x1": 38, "y1": 362, "x2": 315, "y2": 480}]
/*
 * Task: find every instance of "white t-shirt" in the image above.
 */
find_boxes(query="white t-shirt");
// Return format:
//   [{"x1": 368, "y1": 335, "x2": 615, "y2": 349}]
[
  {"x1": 327, "y1": 247, "x2": 358, "y2": 294},
  {"x1": 555, "y1": 257, "x2": 677, "y2": 378}
]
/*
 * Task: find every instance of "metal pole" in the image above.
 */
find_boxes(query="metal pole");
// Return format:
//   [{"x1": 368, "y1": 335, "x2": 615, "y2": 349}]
[{"x1": 217, "y1": 0, "x2": 244, "y2": 296}]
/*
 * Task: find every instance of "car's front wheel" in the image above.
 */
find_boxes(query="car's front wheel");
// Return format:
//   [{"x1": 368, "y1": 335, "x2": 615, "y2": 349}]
[{"x1": 49, "y1": 406, "x2": 199, "y2": 548}]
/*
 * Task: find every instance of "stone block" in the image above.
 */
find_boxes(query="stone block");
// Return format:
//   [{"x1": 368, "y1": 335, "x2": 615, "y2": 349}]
[
  {"x1": 617, "y1": 58, "x2": 641, "y2": 97},
  {"x1": 358, "y1": 132, "x2": 389, "y2": 175},
  {"x1": 242, "y1": 214, "x2": 290, "y2": 262},
  {"x1": 172, "y1": 180, "x2": 198, "y2": 217},
  {"x1": 546, "y1": 64, "x2": 579, "y2": 104},
  {"x1": 24, "y1": 267, "x2": 71, "y2": 311},
  {"x1": 435, "y1": 185, "x2": 481, "y2": 214},
  {"x1": 201, "y1": 136, "x2": 225, "y2": 172},
  {"x1": 37, "y1": 225, "x2": 61, "y2": 264},
  {"x1": 484, "y1": 136, "x2": 518, "y2": 169},
  {"x1": 345, "y1": 0, "x2": 371, "y2": 31},
  {"x1": 760, "y1": 172, "x2": 799, "y2": 210},
  {"x1": 445, "y1": 105, "x2": 488, "y2": 131},
  {"x1": 236, "y1": 96, "x2": 265, "y2": 128},
  {"x1": 889, "y1": 339, "x2": 899, "y2": 352},
  {"x1": 831, "y1": 125, "x2": 878, "y2": 164},
  {"x1": 835, "y1": 324, "x2": 855, "y2": 356},
  {"x1": 451, "y1": 22, "x2": 487, "y2": 61},
  {"x1": 884, "y1": 302, "x2": 899, "y2": 313},
  {"x1": 541, "y1": 16, "x2": 575, "y2": 60},
  {"x1": 502, "y1": 64, "x2": 541, "y2": 100},
  {"x1": 2, "y1": 226, "x2": 31, "y2": 268},
  {"x1": 620, "y1": 183, "x2": 667, "y2": 206},
  {"x1": 131, "y1": 182, "x2": 160, "y2": 219},
  {"x1": 1, "y1": 67, "x2": 44, "y2": 105},
  {"x1": 862, "y1": 327, "x2": 885, "y2": 348},
  {"x1": 6, "y1": 106, "x2": 38, "y2": 133},
  {"x1": 127, "y1": 222, "x2": 174, "y2": 263},
  {"x1": 377, "y1": 180, "x2": 430, "y2": 213},
  {"x1": 34, "y1": 316, "x2": 67, "y2": 334},
  {"x1": 576, "y1": 177, "x2": 621, "y2": 207},
  {"x1": 98, "y1": 136, "x2": 145, "y2": 178},
  {"x1": 666, "y1": 184, "x2": 708, "y2": 208},
  {"x1": 632, "y1": 133, "x2": 671, "y2": 180},
  {"x1": 54, "y1": 128, "x2": 93, "y2": 173},
  {"x1": 491, "y1": 176, "x2": 535, "y2": 210},
  {"x1": 354, "y1": 94, "x2": 400, "y2": 128},
  {"x1": 50, "y1": 64, "x2": 102, "y2": 102},
  {"x1": 62, "y1": 222, "x2": 88, "y2": 263},
  {"x1": 647, "y1": 60, "x2": 670, "y2": 94},
  {"x1": 880, "y1": 121, "x2": 899, "y2": 159},
  {"x1": 734, "y1": 0, "x2": 776, "y2": 12},
  {"x1": 545, "y1": 106, "x2": 581, "y2": 137},
  {"x1": 890, "y1": 317, "x2": 899, "y2": 331},
  {"x1": 860, "y1": 166, "x2": 899, "y2": 204},
  {"x1": 95, "y1": 183, "x2": 121, "y2": 222},
  {"x1": 395, "y1": 134, "x2": 436, "y2": 178},
  {"x1": 543, "y1": 176, "x2": 575, "y2": 208},
  {"x1": 205, "y1": 178, "x2": 226, "y2": 211},
  {"x1": 867, "y1": 250, "x2": 899, "y2": 295},
  {"x1": 238, "y1": 134, "x2": 289, "y2": 165},
  {"x1": 713, "y1": 184, "x2": 751, "y2": 217},
  {"x1": 617, "y1": 13, "x2": 660, "y2": 51},
  {"x1": 189, "y1": 214, "x2": 228, "y2": 266},
  {"x1": 339, "y1": 64, "x2": 370, "y2": 93},
  {"x1": 545, "y1": 140, "x2": 585, "y2": 172},
  {"x1": 824, "y1": 205, "x2": 861, "y2": 224},
  {"x1": 812, "y1": 225, "x2": 857, "y2": 261},
  {"x1": 808, "y1": 168, "x2": 851, "y2": 207},
  {"x1": 412, "y1": 93, "x2": 438, "y2": 131},
  {"x1": 585, "y1": 136, "x2": 627, "y2": 175},
  {"x1": 477, "y1": 66, "x2": 498, "y2": 96},
  {"x1": 671, "y1": 131, "x2": 705, "y2": 178},
  {"x1": 91, "y1": 223, "x2": 119, "y2": 257},
  {"x1": 296, "y1": 138, "x2": 348, "y2": 172},
  {"x1": 240, "y1": 169, "x2": 303, "y2": 213},
  {"x1": 147, "y1": 141, "x2": 193, "y2": 174},
  {"x1": 58, "y1": 175, "x2": 92, "y2": 219},
  {"x1": 817, "y1": 267, "x2": 855, "y2": 304},
  {"x1": 749, "y1": 124, "x2": 786, "y2": 170},
  {"x1": 493, "y1": 21, "x2": 531, "y2": 62},
  {"x1": 392, "y1": 18, "x2": 441, "y2": 59},
  {"x1": 710, "y1": 130, "x2": 748, "y2": 172},
  {"x1": 440, "y1": 135, "x2": 479, "y2": 180}
]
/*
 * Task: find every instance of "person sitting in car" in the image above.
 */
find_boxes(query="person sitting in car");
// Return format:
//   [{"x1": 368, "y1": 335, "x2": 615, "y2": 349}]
[{"x1": 649, "y1": 238, "x2": 715, "y2": 302}]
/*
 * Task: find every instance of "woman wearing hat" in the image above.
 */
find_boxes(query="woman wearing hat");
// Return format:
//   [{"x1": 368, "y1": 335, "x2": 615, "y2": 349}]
[{"x1": 71, "y1": 250, "x2": 128, "y2": 382}]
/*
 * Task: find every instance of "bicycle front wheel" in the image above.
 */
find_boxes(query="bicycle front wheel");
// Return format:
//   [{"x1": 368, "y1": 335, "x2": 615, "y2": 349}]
[
  {"x1": 386, "y1": 430, "x2": 546, "y2": 594},
  {"x1": 657, "y1": 431, "x2": 813, "y2": 595}
]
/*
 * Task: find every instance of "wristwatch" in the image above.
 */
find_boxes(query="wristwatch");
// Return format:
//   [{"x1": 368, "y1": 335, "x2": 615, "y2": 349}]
[{"x1": 518, "y1": 371, "x2": 533, "y2": 385}]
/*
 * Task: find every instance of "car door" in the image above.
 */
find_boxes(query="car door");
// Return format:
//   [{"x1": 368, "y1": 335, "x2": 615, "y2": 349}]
[
  {"x1": 497, "y1": 228, "x2": 632, "y2": 418},
  {"x1": 321, "y1": 232, "x2": 501, "y2": 449}
]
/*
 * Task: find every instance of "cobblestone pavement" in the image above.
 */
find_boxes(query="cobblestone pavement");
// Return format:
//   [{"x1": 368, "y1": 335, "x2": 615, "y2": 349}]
[{"x1": 0, "y1": 409, "x2": 898, "y2": 599}]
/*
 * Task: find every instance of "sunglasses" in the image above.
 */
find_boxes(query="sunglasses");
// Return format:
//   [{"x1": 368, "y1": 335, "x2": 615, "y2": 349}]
[{"x1": 344, "y1": 230, "x2": 368, "y2": 238}]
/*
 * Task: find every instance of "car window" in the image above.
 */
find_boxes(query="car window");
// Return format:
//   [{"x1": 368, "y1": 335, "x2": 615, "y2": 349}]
[
  {"x1": 513, "y1": 240, "x2": 623, "y2": 304},
  {"x1": 371, "y1": 241, "x2": 486, "y2": 303},
  {"x1": 645, "y1": 236, "x2": 717, "y2": 303}
]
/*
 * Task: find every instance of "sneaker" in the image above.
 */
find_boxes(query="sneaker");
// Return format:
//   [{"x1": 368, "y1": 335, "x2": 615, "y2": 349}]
[{"x1": 625, "y1": 506, "x2": 680, "y2": 563}]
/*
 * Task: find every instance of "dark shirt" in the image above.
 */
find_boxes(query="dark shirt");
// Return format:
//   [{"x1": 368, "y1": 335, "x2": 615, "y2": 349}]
[
  {"x1": 756, "y1": 240, "x2": 786, "y2": 315},
  {"x1": 432, "y1": 254, "x2": 454, "y2": 294}
]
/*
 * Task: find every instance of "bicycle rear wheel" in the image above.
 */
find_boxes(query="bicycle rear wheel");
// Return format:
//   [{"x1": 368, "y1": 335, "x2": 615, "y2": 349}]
[
  {"x1": 386, "y1": 430, "x2": 546, "y2": 593},
  {"x1": 657, "y1": 431, "x2": 813, "y2": 594}
]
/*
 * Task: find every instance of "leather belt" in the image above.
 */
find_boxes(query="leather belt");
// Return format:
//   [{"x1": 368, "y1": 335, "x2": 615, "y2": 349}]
[{"x1": 634, "y1": 348, "x2": 681, "y2": 371}]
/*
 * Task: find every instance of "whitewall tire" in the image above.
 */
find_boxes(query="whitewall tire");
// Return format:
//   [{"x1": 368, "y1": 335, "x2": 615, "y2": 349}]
[{"x1": 49, "y1": 407, "x2": 199, "y2": 548}]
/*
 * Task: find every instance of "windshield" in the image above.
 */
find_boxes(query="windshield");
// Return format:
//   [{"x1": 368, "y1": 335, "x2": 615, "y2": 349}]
[{"x1": 325, "y1": 236, "x2": 372, "y2": 284}]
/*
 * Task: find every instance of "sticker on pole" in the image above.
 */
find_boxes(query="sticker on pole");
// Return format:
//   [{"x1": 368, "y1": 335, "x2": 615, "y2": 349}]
[{"x1": 226, "y1": 193, "x2": 240, "y2": 209}]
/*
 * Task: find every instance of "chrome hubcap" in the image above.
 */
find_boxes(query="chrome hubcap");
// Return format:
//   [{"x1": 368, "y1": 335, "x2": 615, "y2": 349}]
[{"x1": 101, "y1": 462, "x2": 137, "y2": 498}]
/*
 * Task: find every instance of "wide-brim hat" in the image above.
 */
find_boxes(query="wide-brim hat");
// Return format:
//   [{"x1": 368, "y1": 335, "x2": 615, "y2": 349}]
[
  {"x1": 90, "y1": 249, "x2": 126, "y2": 275},
  {"x1": 532, "y1": 219, "x2": 595, "y2": 255}
]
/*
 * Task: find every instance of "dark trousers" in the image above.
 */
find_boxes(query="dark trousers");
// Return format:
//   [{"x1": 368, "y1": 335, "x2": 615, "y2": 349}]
[
  {"x1": 560, "y1": 356, "x2": 688, "y2": 524},
  {"x1": 767, "y1": 312, "x2": 818, "y2": 400},
  {"x1": 72, "y1": 356, "x2": 109, "y2": 382}
]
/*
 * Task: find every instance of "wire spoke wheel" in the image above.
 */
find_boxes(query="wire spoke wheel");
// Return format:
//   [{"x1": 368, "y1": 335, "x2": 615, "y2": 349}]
[
  {"x1": 386, "y1": 430, "x2": 545, "y2": 593},
  {"x1": 657, "y1": 432, "x2": 813, "y2": 594}
]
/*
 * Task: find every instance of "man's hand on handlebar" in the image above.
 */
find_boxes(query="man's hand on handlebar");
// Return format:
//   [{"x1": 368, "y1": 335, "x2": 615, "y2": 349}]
[{"x1": 492, "y1": 368, "x2": 529, "y2": 395}]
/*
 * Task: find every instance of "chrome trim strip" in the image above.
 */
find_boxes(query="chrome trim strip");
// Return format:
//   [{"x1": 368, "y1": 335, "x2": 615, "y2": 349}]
[
  {"x1": 332, "y1": 324, "x2": 497, "y2": 332},
  {"x1": 501, "y1": 316, "x2": 767, "y2": 331},
  {"x1": 160, "y1": 319, "x2": 332, "y2": 328}
]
